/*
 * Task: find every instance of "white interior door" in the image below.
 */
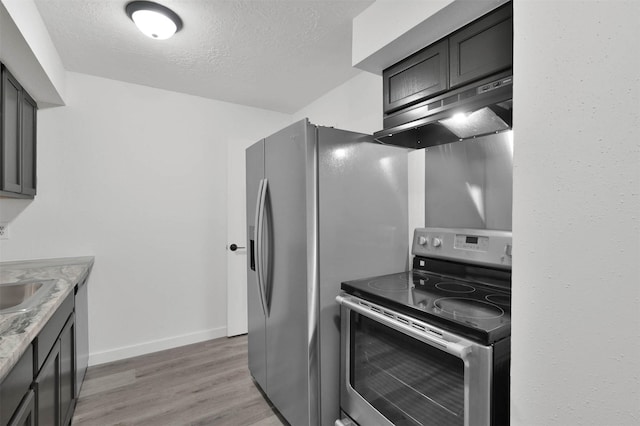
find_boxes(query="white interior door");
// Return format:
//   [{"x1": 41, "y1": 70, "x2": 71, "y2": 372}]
[{"x1": 226, "y1": 140, "x2": 248, "y2": 337}]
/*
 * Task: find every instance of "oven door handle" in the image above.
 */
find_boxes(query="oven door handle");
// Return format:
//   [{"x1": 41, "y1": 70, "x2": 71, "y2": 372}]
[{"x1": 336, "y1": 295, "x2": 471, "y2": 359}]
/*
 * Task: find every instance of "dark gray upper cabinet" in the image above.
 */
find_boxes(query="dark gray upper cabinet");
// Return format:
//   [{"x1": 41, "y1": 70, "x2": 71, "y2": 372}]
[
  {"x1": 449, "y1": 3, "x2": 513, "y2": 88},
  {"x1": 20, "y1": 92, "x2": 37, "y2": 196},
  {"x1": 1, "y1": 66, "x2": 22, "y2": 193},
  {"x1": 382, "y1": 2, "x2": 512, "y2": 115},
  {"x1": 383, "y1": 40, "x2": 448, "y2": 114},
  {"x1": 1, "y1": 64, "x2": 37, "y2": 198}
]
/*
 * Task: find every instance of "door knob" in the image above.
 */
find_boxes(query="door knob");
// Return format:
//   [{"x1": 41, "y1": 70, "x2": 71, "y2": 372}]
[{"x1": 229, "y1": 243, "x2": 245, "y2": 251}]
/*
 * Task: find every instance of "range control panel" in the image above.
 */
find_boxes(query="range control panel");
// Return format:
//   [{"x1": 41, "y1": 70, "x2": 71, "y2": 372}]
[{"x1": 412, "y1": 227, "x2": 512, "y2": 269}]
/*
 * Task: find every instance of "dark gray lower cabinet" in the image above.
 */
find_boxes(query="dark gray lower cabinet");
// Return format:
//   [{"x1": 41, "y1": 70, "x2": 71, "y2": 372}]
[
  {"x1": 0, "y1": 348, "x2": 33, "y2": 426},
  {"x1": 34, "y1": 313, "x2": 76, "y2": 426},
  {"x1": 74, "y1": 280, "x2": 88, "y2": 397},
  {"x1": 59, "y1": 315, "x2": 75, "y2": 426},
  {"x1": 34, "y1": 342, "x2": 60, "y2": 426},
  {"x1": 8, "y1": 390, "x2": 36, "y2": 426},
  {"x1": 2, "y1": 287, "x2": 84, "y2": 426}
]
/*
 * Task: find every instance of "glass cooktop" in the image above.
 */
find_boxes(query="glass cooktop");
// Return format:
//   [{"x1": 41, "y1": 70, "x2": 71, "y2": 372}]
[{"x1": 342, "y1": 270, "x2": 511, "y2": 345}]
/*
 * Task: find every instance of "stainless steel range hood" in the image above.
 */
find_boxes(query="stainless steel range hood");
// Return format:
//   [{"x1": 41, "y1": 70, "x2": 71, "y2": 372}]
[{"x1": 374, "y1": 72, "x2": 513, "y2": 149}]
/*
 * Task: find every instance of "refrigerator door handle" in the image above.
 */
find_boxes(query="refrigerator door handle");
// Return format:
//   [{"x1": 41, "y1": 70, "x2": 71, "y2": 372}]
[
  {"x1": 253, "y1": 179, "x2": 263, "y2": 314},
  {"x1": 258, "y1": 178, "x2": 270, "y2": 316},
  {"x1": 255, "y1": 178, "x2": 269, "y2": 317}
]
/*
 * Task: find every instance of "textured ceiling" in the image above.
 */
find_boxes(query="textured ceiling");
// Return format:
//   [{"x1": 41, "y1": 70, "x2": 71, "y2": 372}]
[{"x1": 34, "y1": 0, "x2": 374, "y2": 113}]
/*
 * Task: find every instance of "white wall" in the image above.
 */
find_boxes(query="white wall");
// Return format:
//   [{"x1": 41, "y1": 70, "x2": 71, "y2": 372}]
[
  {"x1": 0, "y1": 72, "x2": 290, "y2": 364},
  {"x1": 511, "y1": 1, "x2": 640, "y2": 425},
  {"x1": 292, "y1": 70, "x2": 383, "y2": 134}
]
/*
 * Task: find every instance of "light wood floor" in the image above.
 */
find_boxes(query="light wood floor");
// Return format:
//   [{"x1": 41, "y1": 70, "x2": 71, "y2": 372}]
[{"x1": 72, "y1": 335, "x2": 287, "y2": 426}]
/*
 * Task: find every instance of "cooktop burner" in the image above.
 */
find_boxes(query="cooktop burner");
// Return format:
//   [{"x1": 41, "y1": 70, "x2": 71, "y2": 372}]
[
  {"x1": 368, "y1": 273, "x2": 412, "y2": 291},
  {"x1": 434, "y1": 297, "x2": 504, "y2": 319},
  {"x1": 485, "y1": 294, "x2": 511, "y2": 306},
  {"x1": 435, "y1": 281, "x2": 475, "y2": 293},
  {"x1": 342, "y1": 269, "x2": 511, "y2": 344}
]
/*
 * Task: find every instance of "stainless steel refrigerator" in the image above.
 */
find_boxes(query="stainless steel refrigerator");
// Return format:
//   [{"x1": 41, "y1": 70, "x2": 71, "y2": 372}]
[{"x1": 245, "y1": 118, "x2": 408, "y2": 426}]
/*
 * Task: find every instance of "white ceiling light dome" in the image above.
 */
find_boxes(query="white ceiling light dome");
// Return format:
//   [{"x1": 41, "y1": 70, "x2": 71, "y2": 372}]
[{"x1": 126, "y1": 1, "x2": 183, "y2": 40}]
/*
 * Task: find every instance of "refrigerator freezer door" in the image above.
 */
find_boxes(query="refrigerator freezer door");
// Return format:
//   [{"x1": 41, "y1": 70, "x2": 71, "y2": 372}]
[
  {"x1": 263, "y1": 119, "x2": 314, "y2": 426},
  {"x1": 246, "y1": 139, "x2": 267, "y2": 392}
]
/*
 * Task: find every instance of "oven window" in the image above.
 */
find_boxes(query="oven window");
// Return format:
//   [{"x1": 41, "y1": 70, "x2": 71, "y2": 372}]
[{"x1": 350, "y1": 312, "x2": 465, "y2": 426}]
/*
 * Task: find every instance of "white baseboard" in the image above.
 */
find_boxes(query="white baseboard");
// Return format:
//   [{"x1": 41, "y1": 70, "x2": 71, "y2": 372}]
[{"x1": 88, "y1": 326, "x2": 228, "y2": 366}]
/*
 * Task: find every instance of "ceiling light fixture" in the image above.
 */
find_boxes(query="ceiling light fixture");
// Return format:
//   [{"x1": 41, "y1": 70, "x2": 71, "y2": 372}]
[{"x1": 126, "y1": 1, "x2": 183, "y2": 40}]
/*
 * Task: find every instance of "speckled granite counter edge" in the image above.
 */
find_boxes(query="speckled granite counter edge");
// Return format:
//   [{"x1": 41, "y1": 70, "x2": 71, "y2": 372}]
[{"x1": 0, "y1": 256, "x2": 94, "y2": 381}]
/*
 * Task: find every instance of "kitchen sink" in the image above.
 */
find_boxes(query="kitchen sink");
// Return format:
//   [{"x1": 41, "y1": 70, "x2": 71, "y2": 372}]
[{"x1": 0, "y1": 280, "x2": 56, "y2": 314}]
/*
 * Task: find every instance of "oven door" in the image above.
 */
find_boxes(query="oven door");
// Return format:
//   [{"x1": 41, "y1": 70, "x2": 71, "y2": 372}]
[{"x1": 337, "y1": 294, "x2": 493, "y2": 426}]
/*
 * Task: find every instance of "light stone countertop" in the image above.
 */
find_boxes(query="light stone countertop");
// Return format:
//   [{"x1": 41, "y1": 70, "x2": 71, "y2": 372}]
[{"x1": 0, "y1": 256, "x2": 94, "y2": 381}]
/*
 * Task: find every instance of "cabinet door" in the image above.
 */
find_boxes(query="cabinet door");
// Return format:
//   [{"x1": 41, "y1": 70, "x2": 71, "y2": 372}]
[
  {"x1": 74, "y1": 280, "x2": 89, "y2": 397},
  {"x1": 20, "y1": 91, "x2": 37, "y2": 195},
  {"x1": 383, "y1": 40, "x2": 448, "y2": 113},
  {"x1": 8, "y1": 390, "x2": 35, "y2": 426},
  {"x1": 59, "y1": 314, "x2": 75, "y2": 426},
  {"x1": 1, "y1": 66, "x2": 22, "y2": 193},
  {"x1": 0, "y1": 347, "x2": 33, "y2": 425},
  {"x1": 35, "y1": 342, "x2": 61, "y2": 426},
  {"x1": 449, "y1": 3, "x2": 513, "y2": 88}
]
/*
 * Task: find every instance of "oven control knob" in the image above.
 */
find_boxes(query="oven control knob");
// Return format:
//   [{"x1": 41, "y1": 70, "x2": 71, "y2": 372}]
[
  {"x1": 432, "y1": 237, "x2": 442, "y2": 248},
  {"x1": 418, "y1": 236, "x2": 428, "y2": 246}
]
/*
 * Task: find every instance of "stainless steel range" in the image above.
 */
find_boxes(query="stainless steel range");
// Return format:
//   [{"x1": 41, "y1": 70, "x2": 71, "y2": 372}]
[{"x1": 336, "y1": 227, "x2": 512, "y2": 426}]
